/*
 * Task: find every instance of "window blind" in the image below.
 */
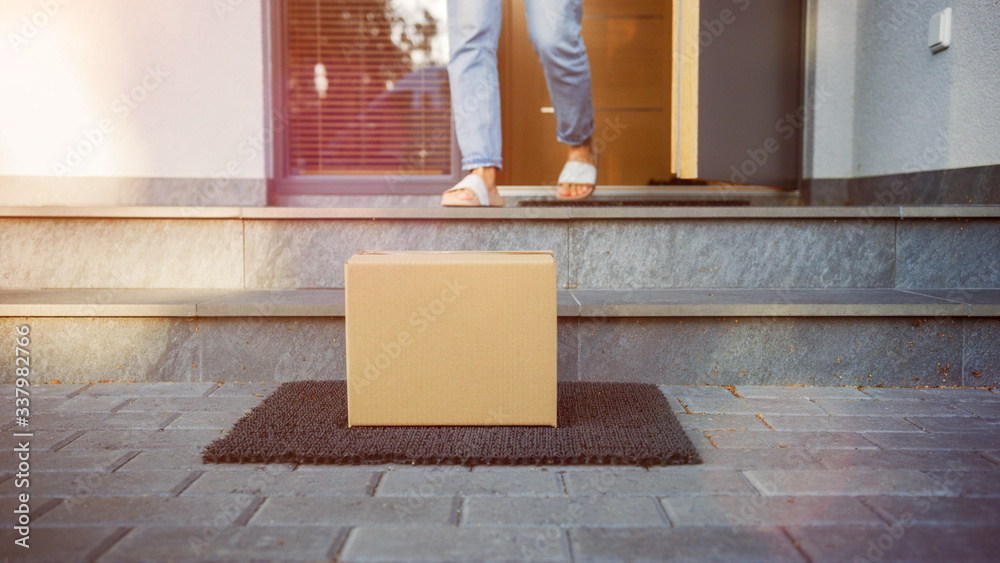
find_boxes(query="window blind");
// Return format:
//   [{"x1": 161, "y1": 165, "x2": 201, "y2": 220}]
[{"x1": 284, "y1": 0, "x2": 452, "y2": 176}]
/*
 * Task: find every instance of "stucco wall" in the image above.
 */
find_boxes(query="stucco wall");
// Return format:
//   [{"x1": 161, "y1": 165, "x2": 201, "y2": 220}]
[
  {"x1": 808, "y1": 0, "x2": 1000, "y2": 179},
  {"x1": 0, "y1": 0, "x2": 267, "y2": 183}
]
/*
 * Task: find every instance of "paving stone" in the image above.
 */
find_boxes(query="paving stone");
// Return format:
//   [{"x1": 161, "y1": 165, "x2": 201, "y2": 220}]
[
  {"x1": 0, "y1": 470, "x2": 193, "y2": 498},
  {"x1": 918, "y1": 388, "x2": 1000, "y2": 402},
  {"x1": 51, "y1": 395, "x2": 132, "y2": 413},
  {"x1": 760, "y1": 415, "x2": 922, "y2": 432},
  {"x1": 18, "y1": 411, "x2": 175, "y2": 431},
  {"x1": 2, "y1": 430, "x2": 80, "y2": 452},
  {"x1": 183, "y1": 467, "x2": 372, "y2": 497},
  {"x1": 659, "y1": 385, "x2": 737, "y2": 399},
  {"x1": 814, "y1": 399, "x2": 970, "y2": 417},
  {"x1": 861, "y1": 496, "x2": 1000, "y2": 526},
  {"x1": 667, "y1": 396, "x2": 688, "y2": 414},
  {"x1": 250, "y1": 496, "x2": 455, "y2": 526},
  {"x1": 29, "y1": 450, "x2": 138, "y2": 472},
  {"x1": 0, "y1": 526, "x2": 125, "y2": 562},
  {"x1": 562, "y1": 468, "x2": 757, "y2": 496},
  {"x1": 3, "y1": 399, "x2": 57, "y2": 419},
  {"x1": 736, "y1": 386, "x2": 871, "y2": 400},
  {"x1": 2, "y1": 398, "x2": 60, "y2": 419},
  {"x1": 927, "y1": 471, "x2": 1000, "y2": 497},
  {"x1": 859, "y1": 388, "x2": 942, "y2": 400},
  {"x1": 706, "y1": 431, "x2": 878, "y2": 450},
  {"x1": 982, "y1": 451, "x2": 1000, "y2": 465},
  {"x1": 0, "y1": 496, "x2": 60, "y2": 518},
  {"x1": 102, "y1": 526, "x2": 341, "y2": 561},
  {"x1": 959, "y1": 402, "x2": 1000, "y2": 418},
  {"x1": 788, "y1": 524, "x2": 1000, "y2": 562},
  {"x1": 815, "y1": 450, "x2": 999, "y2": 471},
  {"x1": 861, "y1": 431, "x2": 1000, "y2": 451},
  {"x1": 684, "y1": 429, "x2": 718, "y2": 452},
  {"x1": 696, "y1": 448, "x2": 826, "y2": 470},
  {"x1": 569, "y1": 526, "x2": 805, "y2": 562},
  {"x1": 662, "y1": 495, "x2": 882, "y2": 527},
  {"x1": 59, "y1": 429, "x2": 223, "y2": 451},
  {"x1": 79, "y1": 382, "x2": 218, "y2": 397},
  {"x1": 118, "y1": 396, "x2": 263, "y2": 413},
  {"x1": 116, "y1": 449, "x2": 295, "y2": 472},
  {"x1": 904, "y1": 416, "x2": 1000, "y2": 432},
  {"x1": 675, "y1": 414, "x2": 773, "y2": 432},
  {"x1": 678, "y1": 397, "x2": 828, "y2": 415},
  {"x1": 19, "y1": 383, "x2": 89, "y2": 398},
  {"x1": 209, "y1": 381, "x2": 283, "y2": 397},
  {"x1": 165, "y1": 411, "x2": 249, "y2": 430},
  {"x1": 463, "y1": 497, "x2": 665, "y2": 527},
  {"x1": 377, "y1": 470, "x2": 562, "y2": 497},
  {"x1": 342, "y1": 526, "x2": 569, "y2": 562},
  {"x1": 473, "y1": 466, "x2": 647, "y2": 474},
  {"x1": 37, "y1": 495, "x2": 260, "y2": 526},
  {"x1": 298, "y1": 463, "x2": 470, "y2": 474},
  {"x1": 742, "y1": 470, "x2": 954, "y2": 497}
]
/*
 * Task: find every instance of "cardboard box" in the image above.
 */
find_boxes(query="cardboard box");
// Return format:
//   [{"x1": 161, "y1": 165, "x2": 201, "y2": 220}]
[{"x1": 345, "y1": 251, "x2": 556, "y2": 426}]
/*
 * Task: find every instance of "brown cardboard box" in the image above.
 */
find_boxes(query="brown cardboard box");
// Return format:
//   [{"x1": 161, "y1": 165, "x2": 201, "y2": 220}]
[{"x1": 345, "y1": 251, "x2": 556, "y2": 426}]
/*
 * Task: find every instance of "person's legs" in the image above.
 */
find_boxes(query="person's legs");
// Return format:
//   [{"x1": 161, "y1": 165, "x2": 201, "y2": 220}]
[
  {"x1": 443, "y1": 0, "x2": 505, "y2": 206},
  {"x1": 525, "y1": 0, "x2": 597, "y2": 198}
]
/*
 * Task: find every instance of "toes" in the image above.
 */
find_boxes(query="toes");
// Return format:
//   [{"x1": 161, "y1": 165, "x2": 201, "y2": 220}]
[
  {"x1": 443, "y1": 188, "x2": 473, "y2": 201},
  {"x1": 557, "y1": 183, "x2": 594, "y2": 198}
]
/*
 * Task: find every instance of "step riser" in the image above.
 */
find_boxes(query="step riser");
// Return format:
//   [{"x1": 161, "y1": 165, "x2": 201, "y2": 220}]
[
  {"x1": 2, "y1": 217, "x2": 998, "y2": 289},
  {"x1": 4, "y1": 316, "x2": 995, "y2": 388}
]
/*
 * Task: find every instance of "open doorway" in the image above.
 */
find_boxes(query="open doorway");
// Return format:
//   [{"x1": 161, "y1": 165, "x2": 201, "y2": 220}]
[
  {"x1": 269, "y1": 0, "x2": 803, "y2": 200},
  {"x1": 497, "y1": 0, "x2": 674, "y2": 188}
]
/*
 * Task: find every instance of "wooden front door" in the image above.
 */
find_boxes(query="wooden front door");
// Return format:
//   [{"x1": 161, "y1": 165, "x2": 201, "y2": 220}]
[{"x1": 497, "y1": 0, "x2": 677, "y2": 187}]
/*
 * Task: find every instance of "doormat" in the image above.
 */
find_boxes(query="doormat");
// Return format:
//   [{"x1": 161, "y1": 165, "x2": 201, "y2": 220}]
[
  {"x1": 516, "y1": 199, "x2": 750, "y2": 207},
  {"x1": 202, "y1": 381, "x2": 700, "y2": 467}
]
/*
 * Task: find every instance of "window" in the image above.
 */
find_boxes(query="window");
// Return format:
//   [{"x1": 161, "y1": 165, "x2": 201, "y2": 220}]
[{"x1": 278, "y1": 0, "x2": 454, "y2": 187}]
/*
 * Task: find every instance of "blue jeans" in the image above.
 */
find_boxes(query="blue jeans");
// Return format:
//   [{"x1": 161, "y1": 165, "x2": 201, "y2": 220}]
[{"x1": 447, "y1": 0, "x2": 595, "y2": 171}]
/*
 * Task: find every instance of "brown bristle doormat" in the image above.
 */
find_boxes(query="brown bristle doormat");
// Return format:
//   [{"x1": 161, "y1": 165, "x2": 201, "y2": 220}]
[{"x1": 202, "y1": 381, "x2": 700, "y2": 467}]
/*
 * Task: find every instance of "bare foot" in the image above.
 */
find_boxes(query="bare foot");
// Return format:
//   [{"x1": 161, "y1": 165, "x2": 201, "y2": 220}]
[
  {"x1": 441, "y1": 166, "x2": 506, "y2": 206},
  {"x1": 557, "y1": 136, "x2": 598, "y2": 199}
]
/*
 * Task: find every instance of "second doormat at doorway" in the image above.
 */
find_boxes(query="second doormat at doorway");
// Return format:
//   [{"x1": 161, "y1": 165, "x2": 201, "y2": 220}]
[{"x1": 202, "y1": 380, "x2": 701, "y2": 467}]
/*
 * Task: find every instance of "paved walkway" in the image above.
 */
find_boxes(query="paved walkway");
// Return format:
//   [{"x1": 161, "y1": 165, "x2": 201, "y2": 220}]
[{"x1": 1, "y1": 382, "x2": 999, "y2": 562}]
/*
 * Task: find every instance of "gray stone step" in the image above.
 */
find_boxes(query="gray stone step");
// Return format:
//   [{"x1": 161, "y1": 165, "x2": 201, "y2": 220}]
[
  {"x1": 1, "y1": 288, "x2": 998, "y2": 317},
  {"x1": 2, "y1": 205, "x2": 998, "y2": 290},
  {"x1": 1, "y1": 288, "x2": 997, "y2": 388}
]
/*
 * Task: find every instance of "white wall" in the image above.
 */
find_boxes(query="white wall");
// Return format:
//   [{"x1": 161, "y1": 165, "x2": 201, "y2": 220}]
[
  {"x1": 808, "y1": 0, "x2": 1000, "y2": 179},
  {"x1": 807, "y1": 0, "x2": 857, "y2": 179},
  {"x1": 0, "y1": 0, "x2": 267, "y2": 181}
]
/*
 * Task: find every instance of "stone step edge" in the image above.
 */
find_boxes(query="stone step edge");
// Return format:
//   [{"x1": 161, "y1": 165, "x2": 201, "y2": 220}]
[
  {"x1": 2, "y1": 288, "x2": 997, "y2": 318},
  {"x1": 2, "y1": 205, "x2": 999, "y2": 220}
]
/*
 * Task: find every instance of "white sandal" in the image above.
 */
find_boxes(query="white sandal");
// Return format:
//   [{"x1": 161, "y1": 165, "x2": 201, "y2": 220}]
[
  {"x1": 441, "y1": 173, "x2": 500, "y2": 207},
  {"x1": 556, "y1": 160, "x2": 598, "y2": 201}
]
